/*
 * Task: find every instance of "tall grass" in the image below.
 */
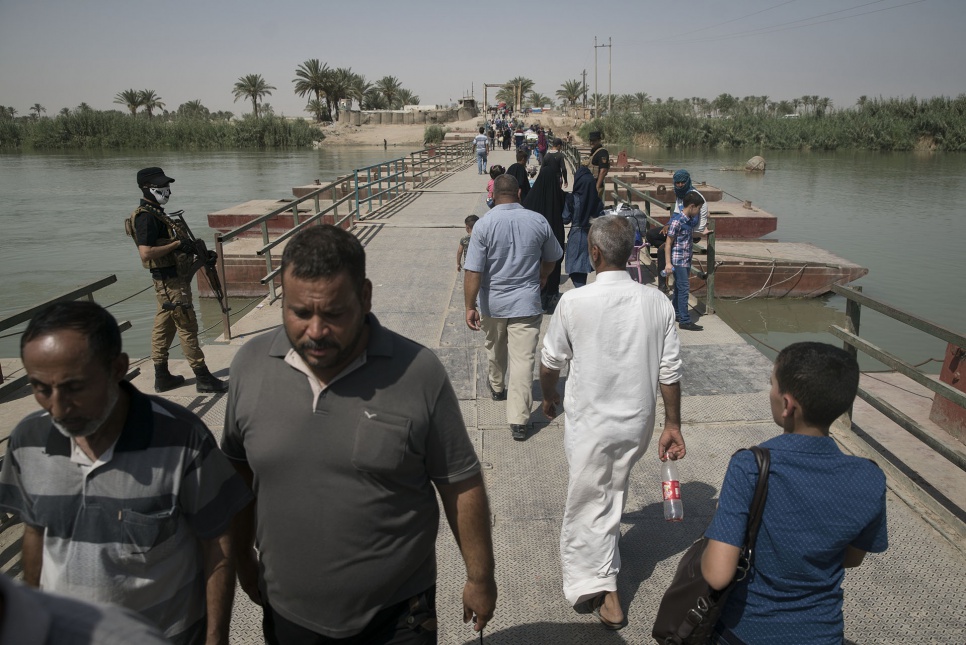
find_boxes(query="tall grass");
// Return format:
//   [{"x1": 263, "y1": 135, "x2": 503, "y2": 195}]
[
  {"x1": 0, "y1": 111, "x2": 323, "y2": 150},
  {"x1": 579, "y1": 96, "x2": 966, "y2": 152}
]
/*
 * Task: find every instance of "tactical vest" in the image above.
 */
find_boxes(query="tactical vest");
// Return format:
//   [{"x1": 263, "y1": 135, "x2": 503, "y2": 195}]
[
  {"x1": 125, "y1": 205, "x2": 192, "y2": 276},
  {"x1": 588, "y1": 146, "x2": 608, "y2": 182}
]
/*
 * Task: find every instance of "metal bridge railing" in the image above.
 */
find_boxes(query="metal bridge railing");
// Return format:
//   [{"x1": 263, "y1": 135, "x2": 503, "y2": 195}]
[
  {"x1": 829, "y1": 284, "x2": 966, "y2": 473},
  {"x1": 214, "y1": 142, "x2": 474, "y2": 340},
  {"x1": 355, "y1": 159, "x2": 407, "y2": 216},
  {"x1": 609, "y1": 178, "x2": 716, "y2": 315},
  {"x1": 214, "y1": 176, "x2": 360, "y2": 339},
  {"x1": 0, "y1": 274, "x2": 132, "y2": 407}
]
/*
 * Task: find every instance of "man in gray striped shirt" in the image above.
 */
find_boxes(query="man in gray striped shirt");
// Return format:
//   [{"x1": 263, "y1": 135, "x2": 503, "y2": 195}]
[{"x1": 0, "y1": 301, "x2": 252, "y2": 645}]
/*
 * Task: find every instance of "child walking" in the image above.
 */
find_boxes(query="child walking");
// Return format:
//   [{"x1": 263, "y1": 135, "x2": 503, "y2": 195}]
[
  {"x1": 457, "y1": 215, "x2": 479, "y2": 272},
  {"x1": 486, "y1": 165, "x2": 504, "y2": 208}
]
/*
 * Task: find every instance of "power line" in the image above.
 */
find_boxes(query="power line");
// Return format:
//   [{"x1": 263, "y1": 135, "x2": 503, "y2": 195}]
[
  {"x1": 649, "y1": 0, "x2": 924, "y2": 46},
  {"x1": 687, "y1": 0, "x2": 801, "y2": 36},
  {"x1": 695, "y1": 0, "x2": 928, "y2": 45}
]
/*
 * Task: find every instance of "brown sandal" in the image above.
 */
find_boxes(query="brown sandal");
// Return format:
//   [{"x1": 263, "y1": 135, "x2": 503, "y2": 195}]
[{"x1": 589, "y1": 593, "x2": 625, "y2": 631}]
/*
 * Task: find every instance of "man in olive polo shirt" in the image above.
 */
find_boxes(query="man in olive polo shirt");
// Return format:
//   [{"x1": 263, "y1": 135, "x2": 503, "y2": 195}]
[{"x1": 223, "y1": 225, "x2": 496, "y2": 644}]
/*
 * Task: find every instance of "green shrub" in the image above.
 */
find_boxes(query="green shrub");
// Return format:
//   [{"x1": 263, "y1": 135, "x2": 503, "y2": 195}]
[
  {"x1": 578, "y1": 95, "x2": 966, "y2": 151},
  {"x1": 0, "y1": 110, "x2": 323, "y2": 150},
  {"x1": 423, "y1": 125, "x2": 447, "y2": 145}
]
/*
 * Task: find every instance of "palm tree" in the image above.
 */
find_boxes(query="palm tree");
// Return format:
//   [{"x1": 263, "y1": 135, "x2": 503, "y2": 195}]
[
  {"x1": 76, "y1": 102, "x2": 93, "y2": 113},
  {"x1": 0, "y1": 106, "x2": 17, "y2": 120},
  {"x1": 59, "y1": 107, "x2": 71, "y2": 117},
  {"x1": 634, "y1": 92, "x2": 651, "y2": 113},
  {"x1": 114, "y1": 89, "x2": 143, "y2": 116},
  {"x1": 323, "y1": 67, "x2": 356, "y2": 118},
  {"x1": 617, "y1": 94, "x2": 636, "y2": 112},
  {"x1": 362, "y1": 89, "x2": 388, "y2": 110},
  {"x1": 494, "y1": 86, "x2": 516, "y2": 106},
  {"x1": 712, "y1": 93, "x2": 737, "y2": 117},
  {"x1": 304, "y1": 99, "x2": 326, "y2": 120},
  {"x1": 397, "y1": 88, "x2": 420, "y2": 107},
  {"x1": 293, "y1": 59, "x2": 331, "y2": 122},
  {"x1": 816, "y1": 97, "x2": 833, "y2": 117},
  {"x1": 30, "y1": 103, "x2": 46, "y2": 119},
  {"x1": 139, "y1": 90, "x2": 164, "y2": 118},
  {"x1": 178, "y1": 100, "x2": 209, "y2": 119},
  {"x1": 590, "y1": 93, "x2": 605, "y2": 112},
  {"x1": 507, "y1": 77, "x2": 534, "y2": 110},
  {"x1": 350, "y1": 74, "x2": 372, "y2": 110},
  {"x1": 528, "y1": 92, "x2": 551, "y2": 108},
  {"x1": 556, "y1": 79, "x2": 586, "y2": 110},
  {"x1": 376, "y1": 76, "x2": 403, "y2": 109},
  {"x1": 233, "y1": 74, "x2": 276, "y2": 118}
]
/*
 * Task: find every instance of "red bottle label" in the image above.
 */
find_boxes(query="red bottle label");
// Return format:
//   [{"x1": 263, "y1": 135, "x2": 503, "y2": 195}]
[{"x1": 662, "y1": 480, "x2": 681, "y2": 501}]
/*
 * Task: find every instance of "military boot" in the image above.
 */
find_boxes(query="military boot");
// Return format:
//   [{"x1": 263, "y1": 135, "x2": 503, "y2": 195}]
[
  {"x1": 193, "y1": 366, "x2": 228, "y2": 393},
  {"x1": 154, "y1": 363, "x2": 185, "y2": 393}
]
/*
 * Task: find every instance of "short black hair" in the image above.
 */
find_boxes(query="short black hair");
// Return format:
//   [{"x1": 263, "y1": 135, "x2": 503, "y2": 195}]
[
  {"x1": 774, "y1": 342, "x2": 859, "y2": 428},
  {"x1": 516, "y1": 149, "x2": 527, "y2": 162},
  {"x1": 681, "y1": 191, "x2": 704, "y2": 208},
  {"x1": 21, "y1": 301, "x2": 122, "y2": 369},
  {"x1": 479, "y1": 127, "x2": 485, "y2": 134},
  {"x1": 465, "y1": 214, "x2": 479, "y2": 227},
  {"x1": 281, "y1": 225, "x2": 366, "y2": 293},
  {"x1": 493, "y1": 174, "x2": 520, "y2": 200}
]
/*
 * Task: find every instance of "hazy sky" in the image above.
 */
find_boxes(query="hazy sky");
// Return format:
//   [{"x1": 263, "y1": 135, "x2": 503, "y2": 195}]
[{"x1": 2, "y1": 0, "x2": 964, "y2": 117}]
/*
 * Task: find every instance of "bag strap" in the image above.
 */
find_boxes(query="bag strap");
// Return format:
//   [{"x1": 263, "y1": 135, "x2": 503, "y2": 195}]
[
  {"x1": 735, "y1": 446, "x2": 770, "y2": 580},
  {"x1": 745, "y1": 447, "x2": 770, "y2": 547}
]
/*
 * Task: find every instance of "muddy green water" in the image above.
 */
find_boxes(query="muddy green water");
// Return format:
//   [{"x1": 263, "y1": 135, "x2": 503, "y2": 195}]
[{"x1": 1, "y1": 147, "x2": 964, "y2": 372}]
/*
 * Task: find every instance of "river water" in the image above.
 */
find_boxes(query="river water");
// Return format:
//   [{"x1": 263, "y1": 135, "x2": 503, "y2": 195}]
[{"x1": 1, "y1": 147, "x2": 964, "y2": 372}]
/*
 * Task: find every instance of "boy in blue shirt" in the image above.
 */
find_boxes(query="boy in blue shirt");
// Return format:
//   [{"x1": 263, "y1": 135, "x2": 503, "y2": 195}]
[
  {"x1": 702, "y1": 342, "x2": 888, "y2": 644},
  {"x1": 663, "y1": 192, "x2": 703, "y2": 331}
]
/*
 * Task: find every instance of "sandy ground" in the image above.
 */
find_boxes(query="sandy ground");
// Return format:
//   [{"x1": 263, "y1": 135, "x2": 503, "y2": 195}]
[{"x1": 317, "y1": 113, "x2": 589, "y2": 147}]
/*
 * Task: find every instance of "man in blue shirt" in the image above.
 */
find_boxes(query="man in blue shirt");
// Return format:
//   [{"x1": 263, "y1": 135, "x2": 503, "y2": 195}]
[
  {"x1": 464, "y1": 174, "x2": 563, "y2": 441},
  {"x1": 702, "y1": 342, "x2": 888, "y2": 645}
]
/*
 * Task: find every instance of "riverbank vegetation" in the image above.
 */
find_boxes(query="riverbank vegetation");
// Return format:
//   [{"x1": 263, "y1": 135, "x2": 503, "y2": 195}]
[
  {"x1": 423, "y1": 125, "x2": 447, "y2": 145},
  {"x1": 0, "y1": 103, "x2": 321, "y2": 150},
  {"x1": 495, "y1": 77, "x2": 966, "y2": 152},
  {"x1": 574, "y1": 94, "x2": 966, "y2": 152}
]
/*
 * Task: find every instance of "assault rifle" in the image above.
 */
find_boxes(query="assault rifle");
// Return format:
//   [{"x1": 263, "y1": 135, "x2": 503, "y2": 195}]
[{"x1": 167, "y1": 210, "x2": 231, "y2": 315}]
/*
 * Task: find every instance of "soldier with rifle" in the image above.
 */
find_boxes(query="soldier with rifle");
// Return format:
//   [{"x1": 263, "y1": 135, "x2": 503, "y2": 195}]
[{"x1": 128, "y1": 166, "x2": 228, "y2": 393}]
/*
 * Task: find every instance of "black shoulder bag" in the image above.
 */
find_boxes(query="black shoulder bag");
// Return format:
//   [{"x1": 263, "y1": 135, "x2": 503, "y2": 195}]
[{"x1": 651, "y1": 446, "x2": 770, "y2": 645}]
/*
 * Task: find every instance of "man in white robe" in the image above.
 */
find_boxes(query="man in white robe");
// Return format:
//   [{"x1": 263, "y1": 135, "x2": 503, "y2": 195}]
[{"x1": 539, "y1": 215, "x2": 686, "y2": 629}]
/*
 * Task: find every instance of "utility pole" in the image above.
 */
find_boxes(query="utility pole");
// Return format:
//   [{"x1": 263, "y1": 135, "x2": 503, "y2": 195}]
[
  {"x1": 594, "y1": 37, "x2": 612, "y2": 116},
  {"x1": 608, "y1": 37, "x2": 612, "y2": 114},
  {"x1": 581, "y1": 69, "x2": 587, "y2": 111}
]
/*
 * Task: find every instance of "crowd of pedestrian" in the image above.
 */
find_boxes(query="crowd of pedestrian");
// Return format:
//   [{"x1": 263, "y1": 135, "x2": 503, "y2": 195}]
[{"x1": 0, "y1": 153, "x2": 888, "y2": 645}]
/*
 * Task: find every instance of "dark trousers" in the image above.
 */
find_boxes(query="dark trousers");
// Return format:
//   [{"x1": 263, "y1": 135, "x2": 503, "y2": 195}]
[
  {"x1": 263, "y1": 588, "x2": 436, "y2": 645},
  {"x1": 645, "y1": 226, "x2": 668, "y2": 286}
]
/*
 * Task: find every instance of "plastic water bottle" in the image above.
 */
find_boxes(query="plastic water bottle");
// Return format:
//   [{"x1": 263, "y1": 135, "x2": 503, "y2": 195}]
[{"x1": 662, "y1": 460, "x2": 684, "y2": 522}]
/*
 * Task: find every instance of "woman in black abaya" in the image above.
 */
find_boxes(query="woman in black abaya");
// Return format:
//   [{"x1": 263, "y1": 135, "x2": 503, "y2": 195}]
[{"x1": 523, "y1": 163, "x2": 566, "y2": 311}]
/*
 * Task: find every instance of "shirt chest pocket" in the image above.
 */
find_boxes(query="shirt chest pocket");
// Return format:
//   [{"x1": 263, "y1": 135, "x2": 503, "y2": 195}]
[
  {"x1": 351, "y1": 411, "x2": 415, "y2": 475},
  {"x1": 117, "y1": 507, "x2": 181, "y2": 565}
]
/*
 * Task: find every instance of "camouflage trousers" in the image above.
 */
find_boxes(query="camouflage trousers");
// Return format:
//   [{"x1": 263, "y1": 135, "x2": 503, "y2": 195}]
[{"x1": 151, "y1": 274, "x2": 205, "y2": 369}]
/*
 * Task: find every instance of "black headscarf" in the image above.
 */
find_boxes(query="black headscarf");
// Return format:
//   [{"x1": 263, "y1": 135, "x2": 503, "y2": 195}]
[
  {"x1": 570, "y1": 165, "x2": 604, "y2": 229},
  {"x1": 523, "y1": 164, "x2": 565, "y2": 245},
  {"x1": 505, "y1": 162, "x2": 531, "y2": 203},
  {"x1": 524, "y1": 164, "x2": 567, "y2": 298}
]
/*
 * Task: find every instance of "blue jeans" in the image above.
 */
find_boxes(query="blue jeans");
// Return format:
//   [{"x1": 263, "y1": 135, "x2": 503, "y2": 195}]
[
  {"x1": 476, "y1": 151, "x2": 487, "y2": 174},
  {"x1": 672, "y1": 265, "x2": 691, "y2": 324}
]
